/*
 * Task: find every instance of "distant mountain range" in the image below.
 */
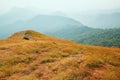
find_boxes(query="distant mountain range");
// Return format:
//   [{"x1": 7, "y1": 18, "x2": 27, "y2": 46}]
[
  {"x1": 0, "y1": 8, "x2": 38, "y2": 26},
  {"x1": 0, "y1": 8, "x2": 120, "y2": 47},
  {"x1": 72, "y1": 12, "x2": 120, "y2": 28},
  {"x1": 0, "y1": 14, "x2": 84, "y2": 38}
]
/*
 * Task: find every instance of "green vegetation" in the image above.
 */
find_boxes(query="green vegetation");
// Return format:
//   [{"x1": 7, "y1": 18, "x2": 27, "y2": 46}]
[
  {"x1": 74, "y1": 28, "x2": 120, "y2": 47},
  {"x1": 52, "y1": 27, "x2": 120, "y2": 47}
]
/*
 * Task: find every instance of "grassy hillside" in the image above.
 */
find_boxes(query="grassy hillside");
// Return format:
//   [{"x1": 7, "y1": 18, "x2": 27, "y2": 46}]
[
  {"x1": 51, "y1": 27, "x2": 120, "y2": 47},
  {"x1": 0, "y1": 30, "x2": 120, "y2": 80}
]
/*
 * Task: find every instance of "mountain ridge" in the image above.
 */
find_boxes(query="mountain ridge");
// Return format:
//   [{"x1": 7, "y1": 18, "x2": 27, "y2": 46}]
[{"x1": 0, "y1": 15, "x2": 85, "y2": 39}]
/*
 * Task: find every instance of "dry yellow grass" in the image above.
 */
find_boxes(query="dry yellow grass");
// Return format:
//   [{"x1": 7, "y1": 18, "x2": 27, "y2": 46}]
[{"x1": 0, "y1": 30, "x2": 120, "y2": 80}]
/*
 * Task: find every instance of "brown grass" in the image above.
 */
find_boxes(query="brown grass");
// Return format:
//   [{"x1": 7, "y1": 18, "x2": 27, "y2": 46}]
[{"x1": 0, "y1": 30, "x2": 120, "y2": 80}]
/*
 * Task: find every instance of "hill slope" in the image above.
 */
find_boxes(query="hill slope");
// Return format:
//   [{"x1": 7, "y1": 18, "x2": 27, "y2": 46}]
[
  {"x1": 73, "y1": 28, "x2": 120, "y2": 47},
  {"x1": 0, "y1": 30, "x2": 120, "y2": 80},
  {"x1": 51, "y1": 27, "x2": 120, "y2": 47}
]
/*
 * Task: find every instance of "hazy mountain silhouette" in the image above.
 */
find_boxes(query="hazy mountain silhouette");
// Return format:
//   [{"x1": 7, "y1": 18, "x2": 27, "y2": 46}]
[
  {"x1": 0, "y1": 7, "x2": 38, "y2": 26},
  {"x1": 0, "y1": 15, "x2": 85, "y2": 38},
  {"x1": 73, "y1": 12, "x2": 120, "y2": 28}
]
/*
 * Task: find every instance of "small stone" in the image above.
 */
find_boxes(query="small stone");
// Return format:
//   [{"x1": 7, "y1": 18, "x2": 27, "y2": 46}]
[{"x1": 23, "y1": 36, "x2": 30, "y2": 40}]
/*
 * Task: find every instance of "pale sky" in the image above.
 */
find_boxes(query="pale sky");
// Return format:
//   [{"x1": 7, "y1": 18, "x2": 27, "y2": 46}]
[{"x1": 0, "y1": 0, "x2": 120, "y2": 13}]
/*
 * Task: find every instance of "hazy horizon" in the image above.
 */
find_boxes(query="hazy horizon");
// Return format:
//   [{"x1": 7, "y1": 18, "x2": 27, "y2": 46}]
[{"x1": 0, "y1": 0, "x2": 120, "y2": 14}]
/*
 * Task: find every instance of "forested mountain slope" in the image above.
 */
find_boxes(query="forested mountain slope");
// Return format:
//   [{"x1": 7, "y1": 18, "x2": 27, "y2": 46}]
[{"x1": 50, "y1": 27, "x2": 120, "y2": 47}]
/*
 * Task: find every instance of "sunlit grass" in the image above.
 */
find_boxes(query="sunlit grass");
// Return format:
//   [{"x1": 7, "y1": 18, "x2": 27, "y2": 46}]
[{"x1": 0, "y1": 30, "x2": 120, "y2": 80}]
